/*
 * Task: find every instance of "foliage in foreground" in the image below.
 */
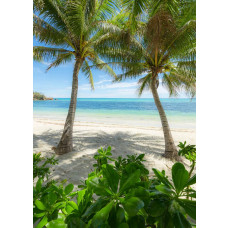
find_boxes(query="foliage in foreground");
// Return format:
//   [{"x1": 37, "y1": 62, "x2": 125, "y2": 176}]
[{"x1": 33, "y1": 144, "x2": 196, "y2": 228}]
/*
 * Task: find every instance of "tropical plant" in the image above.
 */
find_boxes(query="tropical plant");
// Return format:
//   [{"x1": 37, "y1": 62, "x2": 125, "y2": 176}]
[
  {"x1": 93, "y1": 146, "x2": 115, "y2": 172},
  {"x1": 33, "y1": 152, "x2": 58, "y2": 180},
  {"x1": 178, "y1": 141, "x2": 196, "y2": 200},
  {"x1": 33, "y1": 0, "x2": 117, "y2": 155},
  {"x1": 95, "y1": 0, "x2": 196, "y2": 160},
  {"x1": 33, "y1": 145, "x2": 196, "y2": 227},
  {"x1": 33, "y1": 178, "x2": 79, "y2": 228},
  {"x1": 178, "y1": 141, "x2": 196, "y2": 177}
]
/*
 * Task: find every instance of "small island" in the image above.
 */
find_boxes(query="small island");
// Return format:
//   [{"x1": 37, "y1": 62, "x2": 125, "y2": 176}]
[{"x1": 33, "y1": 92, "x2": 53, "y2": 100}]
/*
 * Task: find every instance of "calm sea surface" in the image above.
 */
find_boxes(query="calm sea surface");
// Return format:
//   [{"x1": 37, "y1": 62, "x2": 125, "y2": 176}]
[{"x1": 33, "y1": 98, "x2": 196, "y2": 129}]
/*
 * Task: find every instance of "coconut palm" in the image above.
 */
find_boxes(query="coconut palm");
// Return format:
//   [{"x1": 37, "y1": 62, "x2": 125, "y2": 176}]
[
  {"x1": 33, "y1": 0, "x2": 116, "y2": 155},
  {"x1": 96, "y1": 0, "x2": 196, "y2": 160}
]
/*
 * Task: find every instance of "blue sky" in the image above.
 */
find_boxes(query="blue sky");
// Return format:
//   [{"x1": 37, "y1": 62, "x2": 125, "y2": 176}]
[{"x1": 34, "y1": 39, "x2": 187, "y2": 98}]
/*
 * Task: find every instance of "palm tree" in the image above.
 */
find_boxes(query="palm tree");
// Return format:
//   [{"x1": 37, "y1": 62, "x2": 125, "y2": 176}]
[
  {"x1": 96, "y1": 0, "x2": 196, "y2": 160},
  {"x1": 33, "y1": 0, "x2": 116, "y2": 155}
]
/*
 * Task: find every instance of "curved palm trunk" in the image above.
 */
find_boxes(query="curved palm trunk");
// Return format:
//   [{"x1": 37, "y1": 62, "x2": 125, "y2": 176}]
[
  {"x1": 151, "y1": 76, "x2": 181, "y2": 161},
  {"x1": 53, "y1": 60, "x2": 82, "y2": 155}
]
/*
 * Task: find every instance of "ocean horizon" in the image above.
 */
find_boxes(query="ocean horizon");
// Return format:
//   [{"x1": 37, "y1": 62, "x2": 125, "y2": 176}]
[{"x1": 33, "y1": 98, "x2": 196, "y2": 129}]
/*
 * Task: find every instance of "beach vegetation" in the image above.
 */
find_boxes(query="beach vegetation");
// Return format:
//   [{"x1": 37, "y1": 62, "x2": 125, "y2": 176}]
[
  {"x1": 95, "y1": 0, "x2": 196, "y2": 160},
  {"x1": 33, "y1": 0, "x2": 117, "y2": 155},
  {"x1": 33, "y1": 152, "x2": 58, "y2": 180},
  {"x1": 33, "y1": 92, "x2": 46, "y2": 100},
  {"x1": 178, "y1": 142, "x2": 196, "y2": 176},
  {"x1": 33, "y1": 92, "x2": 53, "y2": 100},
  {"x1": 33, "y1": 145, "x2": 196, "y2": 227}
]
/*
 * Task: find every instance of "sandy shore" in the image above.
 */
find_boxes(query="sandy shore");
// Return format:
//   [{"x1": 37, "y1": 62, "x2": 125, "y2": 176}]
[{"x1": 33, "y1": 118, "x2": 195, "y2": 187}]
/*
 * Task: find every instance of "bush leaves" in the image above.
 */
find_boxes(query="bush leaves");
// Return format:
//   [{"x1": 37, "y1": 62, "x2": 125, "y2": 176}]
[
  {"x1": 123, "y1": 197, "x2": 144, "y2": 217},
  {"x1": 172, "y1": 163, "x2": 189, "y2": 194}
]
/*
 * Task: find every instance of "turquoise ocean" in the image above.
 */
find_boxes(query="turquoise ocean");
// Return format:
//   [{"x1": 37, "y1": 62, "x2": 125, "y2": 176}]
[{"x1": 33, "y1": 98, "x2": 196, "y2": 129}]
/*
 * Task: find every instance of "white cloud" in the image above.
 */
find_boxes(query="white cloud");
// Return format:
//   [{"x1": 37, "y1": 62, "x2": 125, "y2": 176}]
[
  {"x1": 41, "y1": 61, "x2": 51, "y2": 66},
  {"x1": 98, "y1": 82, "x2": 138, "y2": 89},
  {"x1": 95, "y1": 79, "x2": 112, "y2": 85}
]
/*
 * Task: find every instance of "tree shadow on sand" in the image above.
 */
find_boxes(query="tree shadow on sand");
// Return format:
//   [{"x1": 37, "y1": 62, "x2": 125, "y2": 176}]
[{"x1": 33, "y1": 128, "x2": 175, "y2": 187}]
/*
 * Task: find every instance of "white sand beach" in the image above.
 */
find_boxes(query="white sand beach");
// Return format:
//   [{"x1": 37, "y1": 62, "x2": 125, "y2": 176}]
[{"x1": 33, "y1": 117, "x2": 195, "y2": 187}]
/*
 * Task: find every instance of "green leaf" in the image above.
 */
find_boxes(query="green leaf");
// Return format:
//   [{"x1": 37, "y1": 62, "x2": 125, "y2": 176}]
[
  {"x1": 66, "y1": 203, "x2": 75, "y2": 214},
  {"x1": 123, "y1": 197, "x2": 144, "y2": 217},
  {"x1": 82, "y1": 197, "x2": 109, "y2": 218},
  {"x1": 178, "y1": 199, "x2": 196, "y2": 220},
  {"x1": 91, "y1": 201, "x2": 114, "y2": 227},
  {"x1": 102, "y1": 164, "x2": 120, "y2": 193},
  {"x1": 53, "y1": 202, "x2": 66, "y2": 210},
  {"x1": 119, "y1": 169, "x2": 141, "y2": 194},
  {"x1": 172, "y1": 163, "x2": 189, "y2": 194},
  {"x1": 68, "y1": 201, "x2": 78, "y2": 210},
  {"x1": 35, "y1": 200, "x2": 46, "y2": 211},
  {"x1": 64, "y1": 184, "x2": 74, "y2": 195},
  {"x1": 106, "y1": 146, "x2": 112, "y2": 153},
  {"x1": 36, "y1": 178, "x2": 42, "y2": 193},
  {"x1": 146, "y1": 199, "x2": 167, "y2": 217},
  {"x1": 36, "y1": 215, "x2": 48, "y2": 228},
  {"x1": 69, "y1": 192, "x2": 77, "y2": 197},
  {"x1": 155, "y1": 184, "x2": 174, "y2": 195},
  {"x1": 48, "y1": 192, "x2": 57, "y2": 205},
  {"x1": 173, "y1": 212, "x2": 192, "y2": 228},
  {"x1": 136, "y1": 154, "x2": 145, "y2": 160},
  {"x1": 116, "y1": 207, "x2": 125, "y2": 224},
  {"x1": 128, "y1": 187, "x2": 150, "y2": 207},
  {"x1": 152, "y1": 168, "x2": 173, "y2": 188},
  {"x1": 34, "y1": 212, "x2": 45, "y2": 218},
  {"x1": 185, "y1": 174, "x2": 196, "y2": 187},
  {"x1": 77, "y1": 189, "x2": 86, "y2": 206},
  {"x1": 46, "y1": 220, "x2": 67, "y2": 228},
  {"x1": 87, "y1": 176, "x2": 112, "y2": 196}
]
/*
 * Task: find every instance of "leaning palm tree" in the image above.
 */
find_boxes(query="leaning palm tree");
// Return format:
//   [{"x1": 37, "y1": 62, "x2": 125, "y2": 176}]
[
  {"x1": 33, "y1": 0, "x2": 116, "y2": 155},
  {"x1": 96, "y1": 0, "x2": 196, "y2": 160}
]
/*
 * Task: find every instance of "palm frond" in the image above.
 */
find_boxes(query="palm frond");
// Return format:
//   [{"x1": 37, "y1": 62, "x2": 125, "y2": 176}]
[
  {"x1": 33, "y1": 14, "x2": 67, "y2": 46},
  {"x1": 90, "y1": 56, "x2": 117, "y2": 79},
  {"x1": 162, "y1": 73, "x2": 179, "y2": 97},
  {"x1": 46, "y1": 52, "x2": 74, "y2": 71},
  {"x1": 33, "y1": 46, "x2": 72, "y2": 61},
  {"x1": 164, "y1": 20, "x2": 196, "y2": 60},
  {"x1": 81, "y1": 60, "x2": 94, "y2": 90},
  {"x1": 137, "y1": 73, "x2": 152, "y2": 96},
  {"x1": 121, "y1": 0, "x2": 148, "y2": 32},
  {"x1": 37, "y1": 0, "x2": 68, "y2": 32}
]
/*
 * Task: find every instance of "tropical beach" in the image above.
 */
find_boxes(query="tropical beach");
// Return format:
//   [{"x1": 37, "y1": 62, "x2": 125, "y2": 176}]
[
  {"x1": 33, "y1": 0, "x2": 196, "y2": 227},
  {"x1": 34, "y1": 98, "x2": 195, "y2": 185}
]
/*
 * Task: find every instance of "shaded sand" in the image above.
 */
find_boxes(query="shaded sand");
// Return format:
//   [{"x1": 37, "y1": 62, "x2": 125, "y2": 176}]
[{"x1": 33, "y1": 118, "x2": 195, "y2": 187}]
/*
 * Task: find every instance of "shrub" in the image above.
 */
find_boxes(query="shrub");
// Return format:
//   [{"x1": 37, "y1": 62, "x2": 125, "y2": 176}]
[
  {"x1": 33, "y1": 143, "x2": 196, "y2": 228},
  {"x1": 33, "y1": 153, "x2": 58, "y2": 180},
  {"x1": 33, "y1": 92, "x2": 46, "y2": 100}
]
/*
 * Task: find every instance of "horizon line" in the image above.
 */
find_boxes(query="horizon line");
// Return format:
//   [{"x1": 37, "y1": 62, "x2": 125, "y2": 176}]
[{"x1": 52, "y1": 97, "x2": 195, "y2": 99}]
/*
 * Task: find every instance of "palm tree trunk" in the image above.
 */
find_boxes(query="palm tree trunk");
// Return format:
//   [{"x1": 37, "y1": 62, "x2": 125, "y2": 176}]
[
  {"x1": 53, "y1": 60, "x2": 82, "y2": 155},
  {"x1": 151, "y1": 75, "x2": 181, "y2": 161}
]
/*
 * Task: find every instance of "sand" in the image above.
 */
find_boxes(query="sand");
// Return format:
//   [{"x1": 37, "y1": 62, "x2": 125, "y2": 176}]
[{"x1": 33, "y1": 118, "x2": 195, "y2": 187}]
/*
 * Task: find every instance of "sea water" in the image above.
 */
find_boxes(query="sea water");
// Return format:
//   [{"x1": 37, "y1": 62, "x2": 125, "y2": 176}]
[{"x1": 33, "y1": 98, "x2": 196, "y2": 129}]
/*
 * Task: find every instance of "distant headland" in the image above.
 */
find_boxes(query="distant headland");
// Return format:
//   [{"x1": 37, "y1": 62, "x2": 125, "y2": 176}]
[{"x1": 33, "y1": 92, "x2": 54, "y2": 100}]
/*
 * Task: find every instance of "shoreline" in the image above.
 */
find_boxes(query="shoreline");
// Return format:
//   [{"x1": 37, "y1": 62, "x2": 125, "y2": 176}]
[{"x1": 34, "y1": 117, "x2": 195, "y2": 132}]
